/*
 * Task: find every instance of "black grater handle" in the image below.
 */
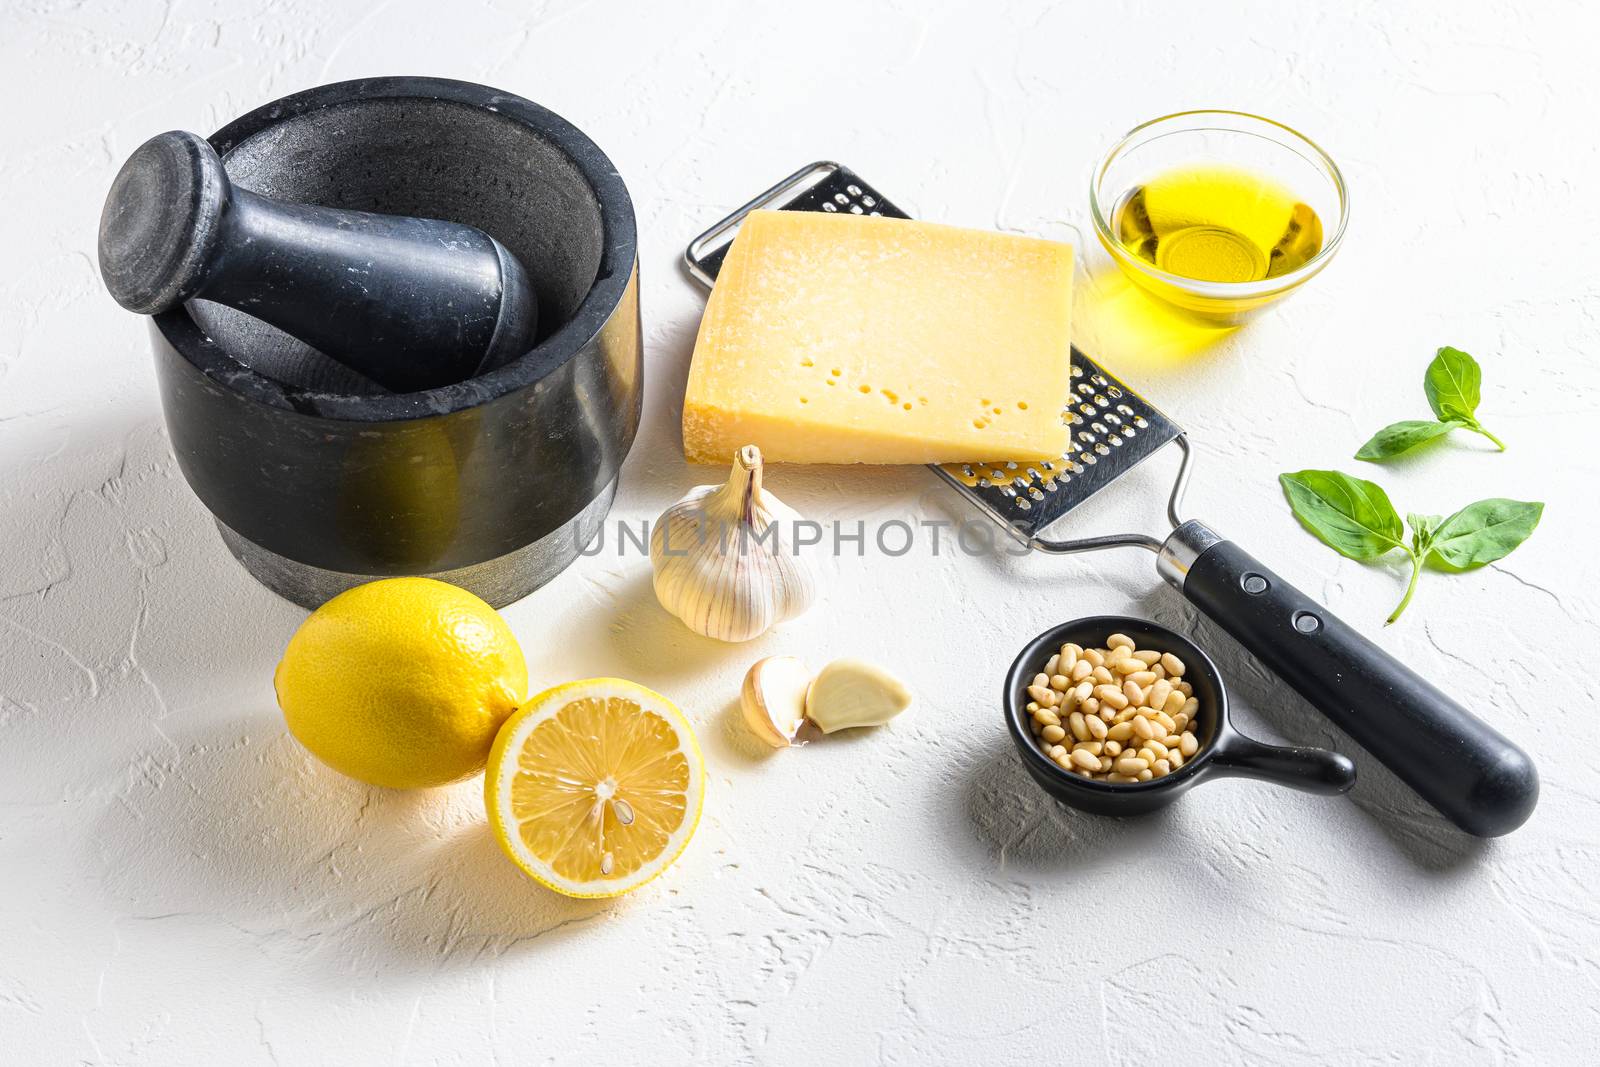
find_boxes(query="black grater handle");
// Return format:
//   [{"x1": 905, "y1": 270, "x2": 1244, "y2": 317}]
[{"x1": 1168, "y1": 529, "x2": 1537, "y2": 837}]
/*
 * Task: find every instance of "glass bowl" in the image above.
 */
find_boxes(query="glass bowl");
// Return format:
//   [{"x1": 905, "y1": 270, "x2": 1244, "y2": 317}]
[{"x1": 1089, "y1": 110, "x2": 1348, "y2": 325}]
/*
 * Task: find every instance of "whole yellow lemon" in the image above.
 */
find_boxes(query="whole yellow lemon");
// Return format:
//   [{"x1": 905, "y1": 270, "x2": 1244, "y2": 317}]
[{"x1": 274, "y1": 577, "x2": 528, "y2": 789}]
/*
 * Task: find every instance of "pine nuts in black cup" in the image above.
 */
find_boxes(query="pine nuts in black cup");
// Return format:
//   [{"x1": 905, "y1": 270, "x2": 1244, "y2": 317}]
[{"x1": 1003, "y1": 616, "x2": 1357, "y2": 817}]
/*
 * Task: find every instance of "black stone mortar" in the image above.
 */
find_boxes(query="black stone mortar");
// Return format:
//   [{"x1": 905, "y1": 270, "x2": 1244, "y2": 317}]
[{"x1": 147, "y1": 77, "x2": 641, "y2": 609}]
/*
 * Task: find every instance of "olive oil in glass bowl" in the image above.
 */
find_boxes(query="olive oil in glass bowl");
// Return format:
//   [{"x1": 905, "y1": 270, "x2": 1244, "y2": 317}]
[{"x1": 1090, "y1": 111, "x2": 1348, "y2": 324}]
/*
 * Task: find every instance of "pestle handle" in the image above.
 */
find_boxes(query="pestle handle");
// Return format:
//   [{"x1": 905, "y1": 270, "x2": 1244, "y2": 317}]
[{"x1": 97, "y1": 130, "x2": 539, "y2": 393}]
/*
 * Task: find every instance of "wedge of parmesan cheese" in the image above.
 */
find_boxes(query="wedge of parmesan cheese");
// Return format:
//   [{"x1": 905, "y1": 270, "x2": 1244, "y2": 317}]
[{"x1": 682, "y1": 210, "x2": 1074, "y2": 465}]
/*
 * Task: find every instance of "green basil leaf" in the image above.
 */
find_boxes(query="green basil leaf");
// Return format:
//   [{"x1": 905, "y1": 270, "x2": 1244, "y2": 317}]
[
  {"x1": 1424, "y1": 346, "x2": 1482, "y2": 422},
  {"x1": 1355, "y1": 419, "x2": 1463, "y2": 461},
  {"x1": 1279, "y1": 470, "x2": 1407, "y2": 560},
  {"x1": 1407, "y1": 512, "x2": 1443, "y2": 556},
  {"x1": 1426, "y1": 498, "x2": 1543, "y2": 570}
]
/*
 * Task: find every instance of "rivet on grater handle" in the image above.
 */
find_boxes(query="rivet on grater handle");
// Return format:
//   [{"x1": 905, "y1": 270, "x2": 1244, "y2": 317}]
[{"x1": 97, "y1": 130, "x2": 540, "y2": 393}]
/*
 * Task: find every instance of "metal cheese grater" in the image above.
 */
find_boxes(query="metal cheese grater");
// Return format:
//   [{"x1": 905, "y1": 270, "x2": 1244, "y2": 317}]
[
  {"x1": 684, "y1": 160, "x2": 1194, "y2": 556},
  {"x1": 683, "y1": 161, "x2": 1540, "y2": 838}
]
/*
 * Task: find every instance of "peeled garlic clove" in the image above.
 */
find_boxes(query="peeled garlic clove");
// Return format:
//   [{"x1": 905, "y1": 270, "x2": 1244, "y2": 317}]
[
  {"x1": 740, "y1": 656, "x2": 811, "y2": 748},
  {"x1": 805, "y1": 659, "x2": 912, "y2": 734}
]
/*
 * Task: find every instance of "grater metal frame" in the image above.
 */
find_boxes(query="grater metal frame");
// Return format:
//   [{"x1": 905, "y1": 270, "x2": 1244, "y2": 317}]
[{"x1": 683, "y1": 160, "x2": 1195, "y2": 556}]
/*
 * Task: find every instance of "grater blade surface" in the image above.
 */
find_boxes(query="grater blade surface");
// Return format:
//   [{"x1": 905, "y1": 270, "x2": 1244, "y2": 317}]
[
  {"x1": 931, "y1": 349, "x2": 1183, "y2": 540},
  {"x1": 684, "y1": 162, "x2": 1184, "y2": 541}
]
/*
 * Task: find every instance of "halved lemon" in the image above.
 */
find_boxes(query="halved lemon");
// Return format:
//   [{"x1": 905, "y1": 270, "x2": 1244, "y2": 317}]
[{"x1": 486, "y1": 678, "x2": 705, "y2": 898}]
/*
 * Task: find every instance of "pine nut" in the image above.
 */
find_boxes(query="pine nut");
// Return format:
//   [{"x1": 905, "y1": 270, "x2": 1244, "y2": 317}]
[
  {"x1": 1023, "y1": 633, "x2": 1207, "y2": 784},
  {"x1": 1095, "y1": 686, "x2": 1129, "y2": 710}
]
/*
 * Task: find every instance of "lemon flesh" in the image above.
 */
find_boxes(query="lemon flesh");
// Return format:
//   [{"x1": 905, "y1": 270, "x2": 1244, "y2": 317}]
[
  {"x1": 487, "y1": 678, "x2": 705, "y2": 898},
  {"x1": 274, "y1": 577, "x2": 527, "y2": 789}
]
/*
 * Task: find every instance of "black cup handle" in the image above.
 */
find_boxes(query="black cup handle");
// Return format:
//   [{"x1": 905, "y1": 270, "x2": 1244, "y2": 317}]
[
  {"x1": 1208, "y1": 732, "x2": 1356, "y2": 795},
  {"x1": 1167, "y1": 525, "x2": 1538, "y2": 837}
]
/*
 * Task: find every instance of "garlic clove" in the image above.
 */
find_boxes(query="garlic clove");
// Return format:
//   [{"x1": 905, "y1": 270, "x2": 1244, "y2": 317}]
[
  {"x1": 804, "y1": 659, "x2": 913, "y2": 734},
  {"x1": 740, "y1": 656, "x2": 812, "y2": 748}
]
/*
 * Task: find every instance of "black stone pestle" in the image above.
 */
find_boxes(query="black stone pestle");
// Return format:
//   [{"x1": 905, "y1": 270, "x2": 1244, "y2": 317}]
[{"x1": 98, "y1": 130, "x2": 539, "y2": 393}]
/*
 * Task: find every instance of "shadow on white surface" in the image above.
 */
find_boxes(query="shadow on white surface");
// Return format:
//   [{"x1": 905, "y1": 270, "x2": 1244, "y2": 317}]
[
  {"x1": 92, "y1": 713, "x2": 621, "y2": 982},
  {"x1": 961, "y1": 737, "x2": 1185, "y2": 871},
  {"x1": 596, "y1": 569, "x2": 749, "y2": 683}
]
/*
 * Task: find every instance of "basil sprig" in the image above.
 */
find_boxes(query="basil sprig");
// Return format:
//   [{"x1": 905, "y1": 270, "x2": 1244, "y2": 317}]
[
  {"x1": 1279, "y1": 470, "x2": 1542, "y2": 623},
  {"x1": 1355, "y1": 347, "x2": 1506, "y2": 461}
]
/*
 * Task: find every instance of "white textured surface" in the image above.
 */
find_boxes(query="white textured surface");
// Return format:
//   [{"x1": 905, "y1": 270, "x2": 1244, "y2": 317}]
[{"x1": 3, "y1": 2, "x2": 1598, "y2": 1063}]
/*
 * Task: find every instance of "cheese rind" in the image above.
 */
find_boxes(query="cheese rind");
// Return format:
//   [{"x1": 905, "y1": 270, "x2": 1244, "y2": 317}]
[{"x1": 683, "y1": 210, "x2": 1074, "y2": 465}]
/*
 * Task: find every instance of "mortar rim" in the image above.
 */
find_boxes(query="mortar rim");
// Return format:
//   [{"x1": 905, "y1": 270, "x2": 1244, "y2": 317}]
[{"x1": 150, "y1": 76, "x2": 638, "y2": 422}]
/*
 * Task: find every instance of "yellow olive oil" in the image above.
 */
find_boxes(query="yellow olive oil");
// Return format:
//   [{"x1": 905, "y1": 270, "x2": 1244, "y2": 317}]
[{"x1": 1111, "y1": 164, "x2": 1323, "y2": 284}]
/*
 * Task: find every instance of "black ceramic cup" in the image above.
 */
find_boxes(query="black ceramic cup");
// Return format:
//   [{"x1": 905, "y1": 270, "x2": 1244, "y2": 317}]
[{"x1": 1003, "y1": 616, "x2": 1356, "y2": 816}]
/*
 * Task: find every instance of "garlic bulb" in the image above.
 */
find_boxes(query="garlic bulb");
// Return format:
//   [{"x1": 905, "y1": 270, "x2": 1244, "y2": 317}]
[{"x1": 650, "y1": 446, "x2": 819, "y2": 641}]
